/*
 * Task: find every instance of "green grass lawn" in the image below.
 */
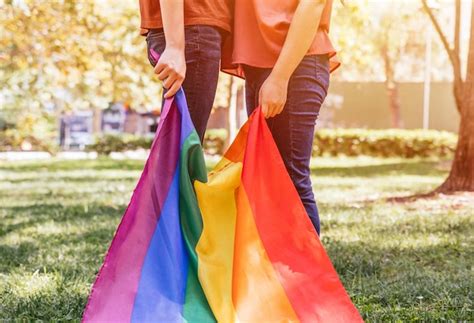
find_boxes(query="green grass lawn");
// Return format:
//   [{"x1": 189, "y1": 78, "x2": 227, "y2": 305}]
[{"x1": 1, "y1": 157, "x2": 473, "y2": 321}]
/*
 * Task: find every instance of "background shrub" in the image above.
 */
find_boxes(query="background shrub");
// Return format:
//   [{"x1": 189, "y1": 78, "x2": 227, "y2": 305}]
[
  {"x1": 87, "y1": 129, "x2": 229, "y2": 156},
  {"x1": 198, "y1": 128, "x2": 457, "y2": 158},
  {"x1": 86, "y1": 134, "x2": 153, "y2": 155},
  {"x1": 313, "y1": 129, "x2": 457, "y2": 158},
  {"x1": 8, "y1": 128, "x2": 456, "y2": 159},
  {"x1": 0, "y1": 129, "x2": 57, "y2": 154},
  {"x1": 203, "y1": 129, "x2": 227, "y2": 156}
]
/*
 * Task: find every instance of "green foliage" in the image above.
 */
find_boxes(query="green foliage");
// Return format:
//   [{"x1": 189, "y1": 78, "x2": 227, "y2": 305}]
[
  {"x1": 0, "y1": 157, "x2": 472, "y2": 320},
  {"x1": 203, "y1": 129, "x2": 228, "y2": 156},
  {"x1": 0, "y1": 112, "x2": 58, "y2": 153},
  {"x1": 2, "y1": 127, "x2": 457, "y2": 160},
  {"x1": 86, "y1": 134, "x2": 153, "y2": 156},
  {"x1": 313, "y1": 129, "x2": 457, "y2": 158},
  {"x1": 87, "y1": 130, "x2": 229, "y2": 156},
  {"x1": 85, "y1": 129, "x2": 457, "y2": 158},
  {"x1": 1, "y1": 0, "x2": 162, "y2": 116},
  {"x1": 182, "y1": 128, "x2": 458, "y2": 158},
  {"x1": 0, "y1": 0, "x2": 233, "y2": 126},
  {"x1": 0, "y1": 129, "x2": 56, "y2": 153}
]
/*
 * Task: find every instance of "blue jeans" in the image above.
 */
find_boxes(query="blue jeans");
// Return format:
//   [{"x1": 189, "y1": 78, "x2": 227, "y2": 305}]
[
  {"x1": 146, "y1": 25, "x2": 223, "y2": 141},
  {"x1": 244, "y1": 55, "x2": 330, "y2": 234}
]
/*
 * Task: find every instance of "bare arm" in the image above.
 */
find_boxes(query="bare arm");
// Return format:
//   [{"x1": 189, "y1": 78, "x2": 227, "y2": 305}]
[
  {"x1": 259, "y1": 0, "x2": 326, "y2": 117},
  {"x1": 154, "y1": 0, "x2": 185, "y2": 98}
]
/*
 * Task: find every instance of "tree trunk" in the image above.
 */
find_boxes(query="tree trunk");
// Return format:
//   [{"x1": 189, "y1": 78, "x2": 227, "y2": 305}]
[
  {"x1": 438, "y1": 0, "x2": 474, "y2": 192},
  {"x1": 438, "y1": 104, "x2": 474, "y2": 192},
  {"x1": 381, "y1": 44, "x2": 403, "y2": 128},
  {"x1": 386, "y1": 81, "x2": 403, "y2": 128},
  {"x1": 225, "y1": 75, "x2": 235, "y2": 148}
]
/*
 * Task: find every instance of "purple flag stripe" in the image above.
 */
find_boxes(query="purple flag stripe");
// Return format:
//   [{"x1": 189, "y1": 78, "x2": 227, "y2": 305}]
[{"x1": 82, "y1": 99, "x2": 182, "y2": 322}]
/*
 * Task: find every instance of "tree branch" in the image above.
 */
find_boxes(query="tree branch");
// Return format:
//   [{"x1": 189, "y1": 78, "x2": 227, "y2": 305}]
[
  {"x1": 422, "y1": 0, "x2": 464, "y2": 110},
  {"x1": 421, "y1": 0, "x2": 457, "y2": 68},
  {"x1": 454, "y1": 0, "x2": 461, "y2": 56},
  {"x1": 465, "y1": 0, "x2": 474, "y2": 91}
]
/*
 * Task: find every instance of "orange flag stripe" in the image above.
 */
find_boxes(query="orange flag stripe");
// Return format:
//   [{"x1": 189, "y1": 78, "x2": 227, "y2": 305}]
[
  {"x1": 241, "y1": 109, "x2": 363, "y2": 322},
  {"x1": 232, "y1": 186, "x2": 299, "y2": 322}
]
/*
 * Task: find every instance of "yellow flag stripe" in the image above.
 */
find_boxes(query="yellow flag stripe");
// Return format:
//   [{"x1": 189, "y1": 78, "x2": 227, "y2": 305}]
[{"x1": 194, "y1": 158, "x2": 240, "y2": 323}]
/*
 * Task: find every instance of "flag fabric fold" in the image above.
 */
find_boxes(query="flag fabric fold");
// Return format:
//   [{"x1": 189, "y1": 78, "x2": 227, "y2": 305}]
[{"x1": 82, "y1": 89, "x2": 362, "y2": 323}]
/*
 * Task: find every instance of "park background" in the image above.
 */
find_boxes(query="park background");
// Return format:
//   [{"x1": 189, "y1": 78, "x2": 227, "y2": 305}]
[{"x1": 1, "y1": 0, "x2": 473, "y2": 321}]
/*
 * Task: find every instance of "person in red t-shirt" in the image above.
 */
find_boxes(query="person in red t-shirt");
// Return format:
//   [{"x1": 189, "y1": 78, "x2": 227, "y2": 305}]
[
  {"x1": 232, "y1": 0, "x2": 339, "y2": 234},
  {"x1": 139, "y1": 0, "x2": 232, "y2": 141}
]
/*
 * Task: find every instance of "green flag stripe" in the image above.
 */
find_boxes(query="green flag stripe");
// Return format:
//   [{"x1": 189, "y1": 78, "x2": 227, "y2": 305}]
[{"x1": 179, "y1": 130, "x2": 215, "y2": 321}]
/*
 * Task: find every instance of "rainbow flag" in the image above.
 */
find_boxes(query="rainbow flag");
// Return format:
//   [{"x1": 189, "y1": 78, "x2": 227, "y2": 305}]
[{"x1": 82, "y1": 89, "x2": 362, "y2": 322}]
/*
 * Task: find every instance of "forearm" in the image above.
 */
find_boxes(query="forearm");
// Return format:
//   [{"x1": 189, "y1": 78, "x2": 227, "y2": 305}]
[
  {"x1": 160, "y1": 0, "x2": 185, "y2": 50},
  {"x1": 271, "y1": 0, "x2": 326, "y2": 81},
  {"x1": 155, "y1": 0, "x2": 186, "y2": 98}
]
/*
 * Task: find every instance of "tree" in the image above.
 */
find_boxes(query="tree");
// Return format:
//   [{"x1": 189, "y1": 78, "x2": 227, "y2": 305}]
[
  {"x1": 375, "y1": 6, "x2": 413, "y2": 129},
  {"x1": 0, "y1": 0, "x2": 161, "y2": 115},
  {"x1": 332, "y1": 0, "x2": 447, "y2": 128},
  {"x1": 422, "y1": 0, "x2": 474, "y2": 192}
]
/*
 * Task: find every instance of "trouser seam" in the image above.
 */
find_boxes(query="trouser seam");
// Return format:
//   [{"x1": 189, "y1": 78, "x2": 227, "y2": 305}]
[
  {"x1": 287, "y1": 81, "x2": 295, "y2": 180},
  {"x1": 188, "y1": 29, "x2": 202, "y2": 139}
]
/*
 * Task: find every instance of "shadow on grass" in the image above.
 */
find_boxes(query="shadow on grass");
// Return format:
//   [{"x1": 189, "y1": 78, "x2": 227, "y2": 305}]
[
  {"x1": 313, "y1": 161, "x2": 446, "y2": 178},
  {"x1": 0, "y1": 242, "x2": 39, "y2": 271},
  {"x1": 1, "y1": 225, "x2": 117, "y2": 276},
  {"x1": 365, "y1": 189, "x2": 474, "y2": 209},
  {"x1": 4, "y1": 175, "x2": 138, "y2": 185},
  {"x1": 0, "y1": 203, "x2": 124, "y2": 237},
  {"x1": 0, "y1": 158, "x2": 145, "y2": 172},
  {"x1": 2, "y1": 158, "x2": 447, "y2": 177},
  {"x1": 0, "y1": 202, "x2": 124, "y2": 278},
  {"x1": 1, "y1": 278, "x2": 89, "y2": 321}
]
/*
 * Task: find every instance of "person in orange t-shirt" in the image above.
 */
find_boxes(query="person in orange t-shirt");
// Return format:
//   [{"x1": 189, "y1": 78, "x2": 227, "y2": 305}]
[
  {"x1": 139, "y1": 0, "x2": 232, "y2": 141},
  {"x1": 232, "y1": 0, "x2": 339, "y2": 234}
]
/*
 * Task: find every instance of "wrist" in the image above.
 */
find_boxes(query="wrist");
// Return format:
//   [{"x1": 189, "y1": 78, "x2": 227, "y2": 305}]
[
  {"x1": 268, "y1": 70, "x2": 290, "y2": 84},
  {"x1": 166, "y1": 42, "x2": 185, "y2": 52},
  {"x1": 269, "y1": 64, "x2": 292, "y2": 83},
  {"x1": 166, "y1": 44, "x2": 184, "y2": 55}
]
